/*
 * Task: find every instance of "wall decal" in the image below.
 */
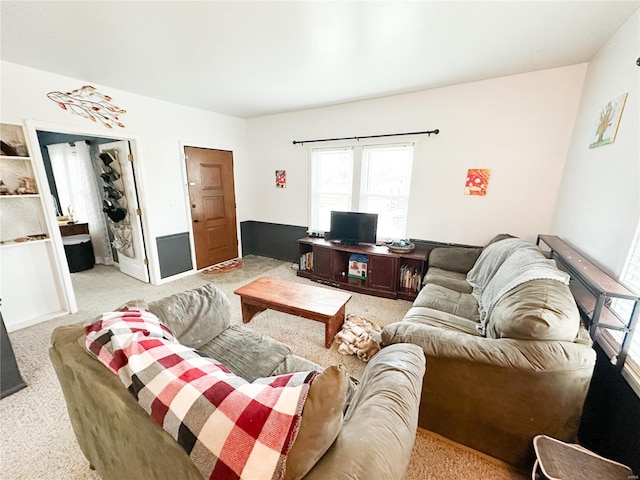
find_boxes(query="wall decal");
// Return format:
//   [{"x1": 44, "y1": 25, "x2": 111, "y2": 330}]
[
  {"x1": 589, "y1": 93, "x2": 627, "y2": 148},
  {"x1": 47, "y1": 85, "x2": 126, "y2": 129},
  {"x1": 464, "y1": 168, "x2": 491, "y2": 196},
  {"x1": 276, "y1": 170, "x2": 286, "y2": 188}
]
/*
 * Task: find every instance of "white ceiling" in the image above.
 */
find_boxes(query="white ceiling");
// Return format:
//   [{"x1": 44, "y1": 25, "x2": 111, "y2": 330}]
[{"x1": 1, "y1": 1, "x2": 638, "y2": 119}]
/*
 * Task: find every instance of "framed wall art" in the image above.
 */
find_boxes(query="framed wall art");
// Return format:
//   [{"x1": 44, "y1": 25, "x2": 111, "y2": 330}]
[
  {"x1": 589, "y1": 92, "x2": 627, "y2": 149},
  {"x1": 464, "y1": 168, "x2": 491, "y2": 196}
]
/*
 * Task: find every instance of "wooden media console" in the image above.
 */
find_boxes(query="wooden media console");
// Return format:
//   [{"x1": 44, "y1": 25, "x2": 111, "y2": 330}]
[{"x1": 297, "y1": 237, "x2": 429, "y2": 300}]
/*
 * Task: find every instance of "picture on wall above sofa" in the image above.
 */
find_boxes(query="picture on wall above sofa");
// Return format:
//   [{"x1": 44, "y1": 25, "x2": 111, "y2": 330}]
[
  {"x1": 589, "y1": 92, "x2": 628, "y2": 149},
  {"x1": 464, "y1": 168, "x2": 491, "y2": 196}
]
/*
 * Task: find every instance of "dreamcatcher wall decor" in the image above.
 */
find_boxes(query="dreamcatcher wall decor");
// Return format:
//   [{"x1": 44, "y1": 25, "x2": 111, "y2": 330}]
[{"x1": 47, "y1": 85, "x2": 126, "y2": 128}]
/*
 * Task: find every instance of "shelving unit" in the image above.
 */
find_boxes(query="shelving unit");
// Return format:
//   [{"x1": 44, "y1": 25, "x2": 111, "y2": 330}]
[
  {"x1": 1, "y1": 123, "x2": 48, "y2": 246},
  {"x1": 297, "y1": 237, "x2": 428, "y2": 300},
  {"x1": 537, "y1": 234, "x2": 639, "y2": 371},
  {"x1": 1, "y1": 122, "x2": 69, "y2": 331}
]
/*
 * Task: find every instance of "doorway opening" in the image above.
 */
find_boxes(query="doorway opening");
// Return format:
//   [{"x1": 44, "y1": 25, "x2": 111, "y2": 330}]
[{"x1": 35, "y1": 129, "x2": 149, "y2": 308}]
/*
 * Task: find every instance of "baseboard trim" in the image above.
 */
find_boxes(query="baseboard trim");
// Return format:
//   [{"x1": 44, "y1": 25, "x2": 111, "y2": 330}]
[{"x1": 6, "y1": 310, "x2": 68, "y2": 332}]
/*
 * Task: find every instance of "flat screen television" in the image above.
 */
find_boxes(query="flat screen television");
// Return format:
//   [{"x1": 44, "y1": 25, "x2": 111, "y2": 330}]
[{"x1": 329, "y1": 211, "x2": 378, "y2": 245}]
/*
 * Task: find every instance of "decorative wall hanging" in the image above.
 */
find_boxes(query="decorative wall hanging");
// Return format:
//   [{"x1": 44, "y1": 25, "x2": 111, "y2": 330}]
[
  {"x1": 47, "y1": 85, "x2": 126, "y2": 129},
  {"x1": 589, "y1": 93, "x2": 627, "y2": 148},
  {"x1": 464, "y1": 168, "x2": 491, "y2": 196},
  {"x1": 276, "y1": 170, "x2": 286, "y2": 188}
]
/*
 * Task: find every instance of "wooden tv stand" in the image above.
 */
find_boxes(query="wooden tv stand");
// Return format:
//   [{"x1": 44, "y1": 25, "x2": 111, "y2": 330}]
[{"x1": 297, "y1": 237, "x2": 428, "y2": 300}]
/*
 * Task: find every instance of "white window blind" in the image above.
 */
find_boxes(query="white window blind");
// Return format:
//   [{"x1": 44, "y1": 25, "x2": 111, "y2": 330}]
[
  {"x1": 310, "y1": 148, "x2": 353, "y2": 232},
  {"x1": 360, "y1": 144, "x2": 414, "y2": 240}
]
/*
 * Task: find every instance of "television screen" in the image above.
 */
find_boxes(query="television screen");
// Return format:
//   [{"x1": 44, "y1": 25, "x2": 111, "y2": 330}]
[{"x1": 329, "y1": 211, "x2": 378, "y2": 245}]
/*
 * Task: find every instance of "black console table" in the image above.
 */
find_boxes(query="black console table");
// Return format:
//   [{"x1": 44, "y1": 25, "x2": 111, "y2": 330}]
[{"x1": 537, "y1": 234, "x2": 639, "y2": 371}]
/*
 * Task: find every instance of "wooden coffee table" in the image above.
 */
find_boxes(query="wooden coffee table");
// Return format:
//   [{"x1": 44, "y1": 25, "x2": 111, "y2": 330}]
[{"x1": 234, "y1": 276, "x2": 352, "y2": 348}]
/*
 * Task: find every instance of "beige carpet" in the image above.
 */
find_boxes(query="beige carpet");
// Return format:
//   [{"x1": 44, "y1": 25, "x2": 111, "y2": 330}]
[{"x1": 0, "y1": 255, "x2": 528, "y2": 480}]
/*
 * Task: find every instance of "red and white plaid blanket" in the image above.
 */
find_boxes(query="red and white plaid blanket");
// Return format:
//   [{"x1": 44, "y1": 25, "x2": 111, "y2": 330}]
[{"x1": 85, "y1": 308, "x2": 317, "y2": 480}]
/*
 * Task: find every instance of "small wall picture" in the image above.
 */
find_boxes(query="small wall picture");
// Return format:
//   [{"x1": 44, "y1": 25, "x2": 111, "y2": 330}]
[
  {"x1": 589, "y1": 93, "x2": 627, "y2": 149},
  {"x1": 464, "y1": 168, "x2": 491, "y2": 196},
  {"x1": 276, "y1": 170, "x2": 286, "y2": 188}
]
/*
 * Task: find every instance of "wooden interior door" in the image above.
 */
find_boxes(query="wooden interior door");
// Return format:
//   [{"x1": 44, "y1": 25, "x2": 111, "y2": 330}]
[{"x1": 185, "y1": 147, "x2": 238, "y2": 270}]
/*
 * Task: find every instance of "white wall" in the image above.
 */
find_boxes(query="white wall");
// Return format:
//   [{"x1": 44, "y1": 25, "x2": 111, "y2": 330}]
[
  {"x1": 552, "y1": 10, "x2": 640, "y2": 275},
  {"x1": 1, "y1": 61, "x2": 248, "y2": 283},
  {"x1": 246, "y1": 64, "x2": 587, "y2": 245}
]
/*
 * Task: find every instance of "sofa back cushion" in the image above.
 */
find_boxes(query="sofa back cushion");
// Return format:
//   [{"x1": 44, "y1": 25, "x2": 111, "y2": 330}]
[
  {"x1": 484, "y1": 233, "x2": 516, "y2": 247},
  {"x1": 428, "y1": 247, "x2": 482, "y2": 274},
  {"x1": 486, "y1": 279, "x2": 580, "y2": 342},
  {"x1": 148, "y1": 283, "x2": 231, "y2": 349}
]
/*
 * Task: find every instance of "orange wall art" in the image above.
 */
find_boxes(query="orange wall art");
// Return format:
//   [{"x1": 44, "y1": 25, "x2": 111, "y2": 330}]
[{"x1": 464, "y1": 168, "x2": 491, "y2": 196}]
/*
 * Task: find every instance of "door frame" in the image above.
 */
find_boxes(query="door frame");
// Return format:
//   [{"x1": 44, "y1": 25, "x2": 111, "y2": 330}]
[
  {"x1": 180, "y1": 143, "x2": 241, "y2": 271},
  {"x1": 24, "y1": 120, "x2": 154, "y2": 314}
]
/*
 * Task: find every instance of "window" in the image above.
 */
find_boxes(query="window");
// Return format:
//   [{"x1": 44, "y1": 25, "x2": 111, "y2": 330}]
[
  {"x1": 360, "y1": 145, "x2": 414, "y2": 239},
  {"x1": 610, "y1": 224, "x2": 640, "y2": 380},
  {"x1": 309, "y1": 144, "x2": 414, "y2": 240},
  {"x1": 310, "y1": 148, "x2": 354, "y2": 233}
]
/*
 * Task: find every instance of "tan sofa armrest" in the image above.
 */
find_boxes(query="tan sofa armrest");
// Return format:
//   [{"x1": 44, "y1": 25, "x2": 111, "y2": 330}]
[
  {"x1": 381, "y1": 321, "x2": 596, "y2": 468},
  {"x1": 304, "y1": 344, "x2": 425, "y2": 480},
  {"x1": 50, "y1": 324, "x2": 204, "y2": 480}
]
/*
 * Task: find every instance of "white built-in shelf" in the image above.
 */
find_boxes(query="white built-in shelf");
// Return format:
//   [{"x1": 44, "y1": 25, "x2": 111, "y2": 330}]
[
  {"x1": 0, "y1": 237, "x2": 50, "y2": 249},
  {"x1": 0, "y1": 155, "x2": 31, "y2": 160},
  {"x1": 0, "y1": 194, "x2": 40, "y2": 198}
]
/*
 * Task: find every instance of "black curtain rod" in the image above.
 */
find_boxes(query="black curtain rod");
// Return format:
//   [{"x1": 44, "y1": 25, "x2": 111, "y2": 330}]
[{"x1": 292, "y1": 129, "x2": 439, "y2": 145}]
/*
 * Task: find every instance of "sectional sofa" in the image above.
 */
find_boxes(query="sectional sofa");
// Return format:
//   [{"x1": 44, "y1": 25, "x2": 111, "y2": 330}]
[{"x1": 382, "y1": 236, "x2": 597, "y2": 468}]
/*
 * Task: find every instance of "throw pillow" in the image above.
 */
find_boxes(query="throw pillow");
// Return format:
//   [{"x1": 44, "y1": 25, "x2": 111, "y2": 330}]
[
  {"x1": 285, "y1": 365, "x2": 349, "y2": 480},
  {"x1": 487, "y1": 279, "x2": 580, "y2": 341}
]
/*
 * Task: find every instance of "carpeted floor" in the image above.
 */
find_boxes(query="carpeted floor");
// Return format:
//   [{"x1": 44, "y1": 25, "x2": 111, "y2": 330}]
[
  {"x1": 200, "y1": 255, "x2": 284, "y2": 283},
  {"x1": 0, "y1": 255, "x2": 528, "y2": 479}
]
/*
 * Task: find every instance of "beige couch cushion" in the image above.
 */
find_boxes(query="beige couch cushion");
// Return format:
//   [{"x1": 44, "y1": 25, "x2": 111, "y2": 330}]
[
  {"x1": 402, "y1": 306, "x2": 482, "y2": 336},
  {"x1": 285, "y1": 365, "x2": 349, "y2": 480},
  {"x1": 148, "y1": 283, "x2": 231, "y2": 349},
  {"x1": 414, "y1": 284, "x2": 480, "y2": 322},
  {"x1": 428, "y1": 247, "x2": 481, "y2": 274},
  {"x1": 486, "y1": 279, "x2": 580, "y2": 341},
  {"x1": 423, "y1": 267, "x2": 473, "y2": 294},
  {"x1": 198, "y1": 325, "x2": 293, "y2": 381}
]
